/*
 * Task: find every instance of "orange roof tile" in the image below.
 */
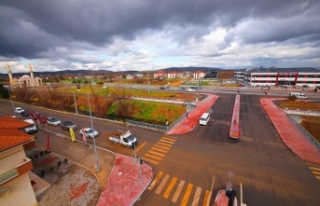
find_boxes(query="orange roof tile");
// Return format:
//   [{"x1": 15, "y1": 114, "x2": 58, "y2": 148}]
[
  {"x1": 0, "y1": 116, "x2": 31, "y2": 129},
  {"x1": 0, "y1": 129, "x2": 34, "y2": 152}
]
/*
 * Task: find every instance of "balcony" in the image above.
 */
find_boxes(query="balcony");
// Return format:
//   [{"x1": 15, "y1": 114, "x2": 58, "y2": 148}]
[{"x1": 0, "y1": 157, "x2": 33, "y2": 186}]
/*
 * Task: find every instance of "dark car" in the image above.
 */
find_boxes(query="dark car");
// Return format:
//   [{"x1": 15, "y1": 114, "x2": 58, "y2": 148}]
[
  {"x1": 22, "y1": 110, "x2": 29, "y2": 117},
  {"x1": 61, "y1": 121, "x2": 77, "y2": 130}
]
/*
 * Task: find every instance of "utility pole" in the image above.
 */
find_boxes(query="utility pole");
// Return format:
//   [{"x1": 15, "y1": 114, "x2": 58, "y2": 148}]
[
  {"x1": 87, "y1": 94, "x2": 100, "y2": 173},
  {"x1": 8, "y1": 88, "x2": 15, "y2": 115},
  {"x1": 73, "y1": 92, "x2": 78, "y2": 114}
]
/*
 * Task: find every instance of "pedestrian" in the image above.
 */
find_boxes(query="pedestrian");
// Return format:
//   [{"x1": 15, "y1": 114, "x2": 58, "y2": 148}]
[
  {"x1": 82, "y1": 129, "x2": 88, "y2": 147},
  {"x1": 186, "y1": 112, "x2": 188, "y2": 118},
  {"x1": 165, "y1": 118, "x2": 168, "y2": 128}
]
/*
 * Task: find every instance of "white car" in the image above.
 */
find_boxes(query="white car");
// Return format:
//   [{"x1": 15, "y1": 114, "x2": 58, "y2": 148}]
[
  {"x1": 79, "y1": 128, "x2": 99, "y2": 138},
  {"x1": 47, "y1": 117, "x2": 61, "y2": 126},
  {"x1": 14, "y1": 107, "x2": 24, "y2": 114}
]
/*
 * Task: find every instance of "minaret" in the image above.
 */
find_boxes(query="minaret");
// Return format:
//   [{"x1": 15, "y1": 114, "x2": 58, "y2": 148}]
[
  {"x1": 29, "y1": 64, "x2": 34, "y2": 78},
  {"x1": 7, "y1": 64, "x2": 13, "y2": 85}
]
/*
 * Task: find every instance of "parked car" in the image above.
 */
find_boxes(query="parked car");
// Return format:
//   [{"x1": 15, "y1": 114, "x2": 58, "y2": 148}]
[
  {"x1": 79, "y1": 128, "x2": 99, "y2": 138},
  {"x1": 21, "y1": 110, "x2": 29, "y2": 117},
  {"x1": 187, "y1": 87, "x2": 197, "y2": 92},
  {"x1": 47, "y1": 117, "x2": 61, "y2": 126},
  {"x1": 61, "y1": 121, "x2": 77, "y2": 130},
  {"x1": 30, "y1": 111, "x2": 41, "y2": 120},
  {"x1": 23, "y1": 119, "x2": 37, "y2": 134},
  {"x1": 14, "y1": 107, "x2": 24, "y2": 114},
  {"x1": 37, "y1": 114, "x2": 48, "y2": 124}
]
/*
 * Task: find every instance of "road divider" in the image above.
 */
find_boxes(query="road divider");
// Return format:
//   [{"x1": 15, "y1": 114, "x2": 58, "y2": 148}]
[{"x1": 229, "y1": 94, "x2": 240, "y2": 139}]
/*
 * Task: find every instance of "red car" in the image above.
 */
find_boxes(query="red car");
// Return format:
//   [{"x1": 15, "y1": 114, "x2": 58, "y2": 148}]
[
  {"x1": 30, "y1": 111, "x2": 41, "y2": 120},
  {"x1": 30, "y1": 111, "x2": 47, "y2": 124},
  {"x1": 38, "y1": 115, "x2": 48, "y2": 124}
]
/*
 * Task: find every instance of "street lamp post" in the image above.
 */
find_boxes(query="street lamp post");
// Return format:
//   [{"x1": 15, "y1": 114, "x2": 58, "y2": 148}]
[
  {"x1": 8, "y1": 88, "x2": 15, "y2": 115},
  {"x1": 87, "y1": 94, "x2": 100, "y2": 173}
]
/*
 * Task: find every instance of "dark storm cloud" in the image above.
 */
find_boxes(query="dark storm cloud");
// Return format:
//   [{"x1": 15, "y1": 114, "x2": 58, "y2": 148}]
[{"x1": 0, "y1": 0, "x2": 319, "y2": 58}]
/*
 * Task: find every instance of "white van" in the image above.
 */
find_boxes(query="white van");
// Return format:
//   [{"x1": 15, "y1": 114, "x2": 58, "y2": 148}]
[
  {"x1": 199, "y1": 113, "x2": 210, "y2": 125},
  {"x1": 24, "y1": 119, "x2": 37, "y2": 134},
  {"x1": 289, "y1": 92, "x2": 308, "y2": 99}
]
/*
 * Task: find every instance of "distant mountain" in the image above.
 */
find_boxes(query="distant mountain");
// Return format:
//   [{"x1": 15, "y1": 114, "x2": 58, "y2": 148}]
[
  {"x1": 0, "y1": 66, "x2": 223, "y2": 79},
  {"x1": 162, "y1": 67, "x2": 222, "y2": 72}
]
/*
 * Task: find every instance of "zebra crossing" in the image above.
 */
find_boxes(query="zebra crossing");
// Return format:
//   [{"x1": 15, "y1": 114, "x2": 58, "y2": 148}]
[
  {"x1": 148, "y1": 171, "x2": 212, "y2": 206},
  {"x1": 142, "y1": 136, "x2": 176, "y2": 165},
  {"x1": 306, "y1": 161, "x2": 320, "y2": 182}
]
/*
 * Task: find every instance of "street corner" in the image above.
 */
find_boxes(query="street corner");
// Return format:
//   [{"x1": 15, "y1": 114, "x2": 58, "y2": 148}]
[
  {"x1": 26, "y1": 146, "x2": 102, "y2": 206},
  {"x1": 97, "y1": 154, "x2": 154, "y2": 205}
]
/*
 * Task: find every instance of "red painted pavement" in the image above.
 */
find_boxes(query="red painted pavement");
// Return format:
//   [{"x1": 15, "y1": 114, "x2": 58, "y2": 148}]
[
  {"x1": 261, "y1": 98, "x2": 320, "y2": 165},
  {"x1": 97, "y1": 154, "x2": 153, "y2": 206},
  {"x1": 229, "y1": 95, "x2": 240, "y2": 139},
  {"x1": 167, "y1": 94, "x2": 219, "y2": 135}
]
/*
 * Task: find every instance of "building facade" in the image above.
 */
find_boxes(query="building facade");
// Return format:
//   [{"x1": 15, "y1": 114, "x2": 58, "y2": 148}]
[
  {"x1": 0, "y1": 116, "x2": 38, "y2": 206},
  {"x1": 7, "y1": 64, "x2": 43, "y2": 88},
  {"x1": 235, "y1": 68, "x2": 320, "y2": 88}
]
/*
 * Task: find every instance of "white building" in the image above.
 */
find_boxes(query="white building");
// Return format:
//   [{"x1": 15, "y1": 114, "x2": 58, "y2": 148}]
[
  {"x1": 8, "y1": 64, "x2": 43, "y2": 88},
  {"x1": 235, "y1": 68, "x2": 320, "y2": 88}
]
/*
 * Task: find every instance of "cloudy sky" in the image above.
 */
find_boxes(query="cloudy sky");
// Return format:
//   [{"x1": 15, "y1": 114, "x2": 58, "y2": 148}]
[{"x1": 1, "y1": 0, "x2": 320, "y2": 73}]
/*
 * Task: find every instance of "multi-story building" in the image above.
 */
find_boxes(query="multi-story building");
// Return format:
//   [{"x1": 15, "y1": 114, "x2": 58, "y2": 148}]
[
  {"x1": 235, "y1": 68, "x2": 320, "y2": 88},
  {"x1": 0, "y1": 116, "x2": 38, "y2": 206}
]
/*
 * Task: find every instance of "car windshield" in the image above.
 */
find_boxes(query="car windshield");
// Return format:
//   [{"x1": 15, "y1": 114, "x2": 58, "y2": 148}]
[
  {"x1": 126, "y1": 134, "x2": 135, "y2": 141},
  {"x1": 50, "y1": 118, "x2": 58, "y2": 121},
  {"x1": 65, "y1": 121, "x2": 73, "y2": 125}
]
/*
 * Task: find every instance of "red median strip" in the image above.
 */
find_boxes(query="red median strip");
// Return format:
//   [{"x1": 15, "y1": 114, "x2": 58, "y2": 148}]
[
  {"x1": 229, "y1": 94, "x2": 240, "y2": 139},
  {"x1": 260, "y1": 98, "x2": 320, "y2": 165}
]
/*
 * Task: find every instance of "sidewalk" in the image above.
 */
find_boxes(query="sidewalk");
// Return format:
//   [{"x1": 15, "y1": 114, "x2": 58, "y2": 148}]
[
  {"x1": 168, "y1": 94, "x2": 219, "y2": 134},
  {"x1": 260, "y1": 98, "x2": 320, "y2": 165}
]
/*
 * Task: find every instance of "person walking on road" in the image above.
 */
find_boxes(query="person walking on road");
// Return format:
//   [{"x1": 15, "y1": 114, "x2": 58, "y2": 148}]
[{"x1": 82, "y1": 129, "x2": 88, "y2": 147}]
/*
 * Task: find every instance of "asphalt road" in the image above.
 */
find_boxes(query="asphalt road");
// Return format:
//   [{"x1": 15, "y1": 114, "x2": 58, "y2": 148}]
[
  {"x1": 135, "y1": 94, "x2": 320, "y2": 206},
  {"x1": 1, "y1": 93, "x2": 320, "y2": 205}
]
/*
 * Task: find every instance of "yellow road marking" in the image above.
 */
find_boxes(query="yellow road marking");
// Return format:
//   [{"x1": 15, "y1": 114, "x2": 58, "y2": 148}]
[
  {"x1": 306, "y1": 162, "x2": 320, "y2": 167},
  {"x1": 202, "y1": 190, "x2": 211, "y2": 206},
  {"x1": 191, "y1": 186, "x2": 202, "y2": 206},
  {"x1": 157, "y1": 141, "x2": 172, "y2": 147},
  {"x1": 316, "y1": 176, "x2": 320, "y2": 180},
  {"x1": 136, "y1": 141, "x2": 146, "y2": 152},
  {"x1": 159, "y1": 139, "x2": 175, "y2": 144},
  {"x1": 180, "y1": 183, "x2": 193, "y2": 206},
  {"x1": 148, "y1": 150, "x2": 165, "y2": 157},
  {"x1": 143, "y1": 157, "x2": 159, "y2": 165},
  {"x1": 312, "y1": 170, "x2": 320, "y2": 176},
  {"x1": 145, "y1": 153, "x2": 162, "y2": 161},
  {"x1": 148, "y1": 171, "x2": 163, "y2": 190},
  {"x1": 163, "y1": 177, "x2": 177, "y2": 199},
  {"x1": 151, "y1": 146, "x2": 169, "y2": 153},
  {"x1": 162, "y1": 136, "x2": 177, "y2": 142},
  {"x1": 309, "y1": 166, "x2": 320, "y2": 172},
  {"x1": 172, "y1": 180, "x2": 185, "y2": 203},
  {"x1": 156, "y1": 174, "x2": 170, "y2": 195},
  {"x1": 203, "y1": 176, "x2": 215, "y2": 206},
  {"x1": 154, "y1": 144, "x2": 170, "y2": 150}
]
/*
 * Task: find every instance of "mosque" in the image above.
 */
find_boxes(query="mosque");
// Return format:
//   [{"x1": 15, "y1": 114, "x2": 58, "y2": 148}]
[{"x1": 7, "y1": 64, "x2": 43, "y2": 88}]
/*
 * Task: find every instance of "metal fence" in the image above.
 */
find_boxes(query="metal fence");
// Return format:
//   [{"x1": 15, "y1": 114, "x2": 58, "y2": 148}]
[{"x1": 288, "y1": 115, "x2": 320, "y2": 151}]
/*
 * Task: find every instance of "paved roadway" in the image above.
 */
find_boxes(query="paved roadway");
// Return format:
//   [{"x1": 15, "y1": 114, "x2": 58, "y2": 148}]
[
  {"x1": 1, "y1": 92, "x2": 320, "y2": 205},
  {"x1": 135, "y1": 94, "x2": 320, "y2": 206}
]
